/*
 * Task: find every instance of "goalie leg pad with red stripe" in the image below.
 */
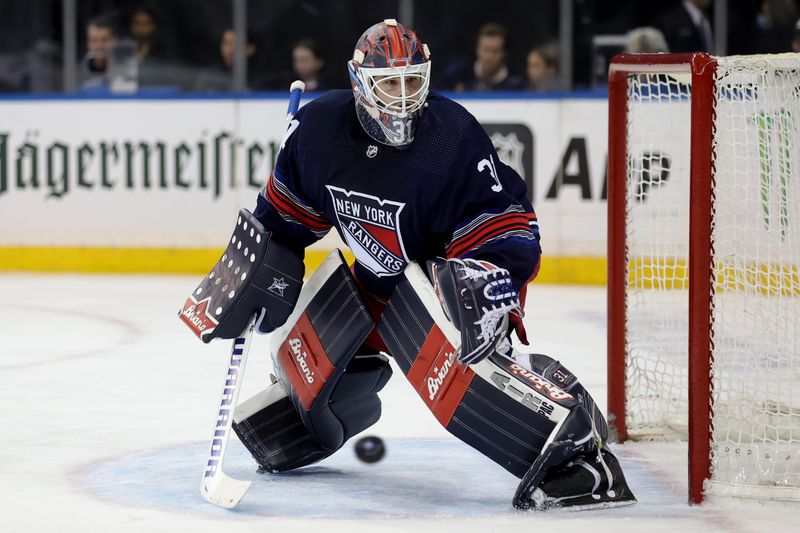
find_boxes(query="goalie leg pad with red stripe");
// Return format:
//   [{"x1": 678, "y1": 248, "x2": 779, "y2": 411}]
[
  {"x1": 232, "y1": 251, "x2": 392, "y2": 472},
  {"x1": 516, "y1": 352, "x2": 609, "y2": 443},
  {"x1": 378, "y1": 263, "x2": 587, "y2": 478},
  {"x1": 378, "y1": 263, "x2": 635, "y2": 510},
  {"x1": 232, "y1": 351, "x2": 391, "y2": 473}
]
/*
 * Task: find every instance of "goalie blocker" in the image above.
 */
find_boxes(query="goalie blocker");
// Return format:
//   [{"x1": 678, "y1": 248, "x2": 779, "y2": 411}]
[
  {"x1": 377, "y1": 262, "x2": 636, "y2": 511},
  {"x1": 179, "y1": 208, "x2": 304, "y2": 342}
]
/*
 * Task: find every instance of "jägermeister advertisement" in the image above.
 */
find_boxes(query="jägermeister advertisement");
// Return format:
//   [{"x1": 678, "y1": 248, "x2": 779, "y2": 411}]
[{"x1": 0, "y1": 100, "x2": 289, "y2": 247}]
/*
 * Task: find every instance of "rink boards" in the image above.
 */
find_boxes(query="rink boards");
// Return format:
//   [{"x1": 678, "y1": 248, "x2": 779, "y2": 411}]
[{"x1": 0, "y1": 94, "x2": 609, "y2": 283}]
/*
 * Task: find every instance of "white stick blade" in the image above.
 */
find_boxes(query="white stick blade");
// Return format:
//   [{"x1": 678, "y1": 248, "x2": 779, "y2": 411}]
[{"x1": 201, "y1": 474, "x2": 252, "y2": 509}]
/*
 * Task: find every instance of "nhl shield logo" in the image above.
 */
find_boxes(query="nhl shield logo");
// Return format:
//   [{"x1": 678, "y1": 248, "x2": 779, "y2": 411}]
[
  {"x1": 326, "y1": 185, "x2": 409, "y2": 277},
  {"x1": 489, "y1": 132, "x2": 526, "y2": 179}
]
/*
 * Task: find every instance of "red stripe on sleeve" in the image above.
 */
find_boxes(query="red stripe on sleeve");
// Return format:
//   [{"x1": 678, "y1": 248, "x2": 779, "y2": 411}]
[
  {"x1": 446, "y1": 214, "x2": 531, "y2": 257},
  {"x1": 266, "y1": 174, "x2": 331, "y2": 231}
]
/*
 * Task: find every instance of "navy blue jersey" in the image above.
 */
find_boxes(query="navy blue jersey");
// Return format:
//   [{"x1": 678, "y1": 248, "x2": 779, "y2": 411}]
[{"x1": 254, "y1": 90, "x2": 540, "y2": 302}]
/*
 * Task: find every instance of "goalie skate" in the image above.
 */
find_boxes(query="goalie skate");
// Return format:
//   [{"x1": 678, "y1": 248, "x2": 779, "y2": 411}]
[{"x1": 524, "y1": 448, "x2": 637, "y2": 511}]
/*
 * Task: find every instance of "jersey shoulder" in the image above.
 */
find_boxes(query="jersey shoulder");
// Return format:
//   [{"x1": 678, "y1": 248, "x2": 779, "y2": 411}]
[
  {"x1": 293, "y1": 90, "x2": 353, "y2": 133},
  {"x1": 425, "y1": 93, "x2": 481, "y2": 128},
  {"x1": 303, "y1": 89, "x2": 353, "y2": 112},
  {"x1": 408, "y1": 93, "x2": 489, "y2": 176},
  {"x1": 287, "y1": 90, "x2": 353, "y2": 156}
]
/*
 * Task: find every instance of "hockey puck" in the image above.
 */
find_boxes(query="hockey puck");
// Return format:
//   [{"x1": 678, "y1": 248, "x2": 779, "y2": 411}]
[{"x1": 354, "y1": 435, "x2": 385, "y2": 464}]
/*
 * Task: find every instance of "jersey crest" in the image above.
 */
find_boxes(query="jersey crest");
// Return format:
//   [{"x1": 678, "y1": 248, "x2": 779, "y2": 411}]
[{"x1": 326, "y1": 185, "x2": 409, "y2": 277}]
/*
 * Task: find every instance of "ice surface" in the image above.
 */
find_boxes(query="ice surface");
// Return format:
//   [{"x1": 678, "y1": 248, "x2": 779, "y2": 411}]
[{"x1": 0, "y1": 275, "x2": 796, "y2": 532}]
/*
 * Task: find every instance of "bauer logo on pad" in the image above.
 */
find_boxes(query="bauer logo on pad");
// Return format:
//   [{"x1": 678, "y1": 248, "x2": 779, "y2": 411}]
[{"x1": 180, "y1": 296, "x2": 219, "y2": 339}]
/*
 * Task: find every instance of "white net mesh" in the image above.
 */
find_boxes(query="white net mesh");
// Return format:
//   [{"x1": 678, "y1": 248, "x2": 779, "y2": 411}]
[
  {"x1": 625, "y1": 71, "x2": 692, "y2": 440},
  {"x1": 710, "y1": 55, "x2": 800, "y2": 496},
  {"x1": 623, "y1": 54, "x2": 800, "y2": 499}
]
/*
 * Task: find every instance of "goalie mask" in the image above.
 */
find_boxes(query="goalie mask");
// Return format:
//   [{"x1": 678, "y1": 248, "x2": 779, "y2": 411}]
[{"x1": 347, "y1": 19, "x2": 431, "y2": 147}]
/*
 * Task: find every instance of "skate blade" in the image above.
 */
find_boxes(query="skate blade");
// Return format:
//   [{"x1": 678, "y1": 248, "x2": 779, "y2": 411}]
[{"x1": 528, "y1": 496, "x2": 638, "y2": 512}]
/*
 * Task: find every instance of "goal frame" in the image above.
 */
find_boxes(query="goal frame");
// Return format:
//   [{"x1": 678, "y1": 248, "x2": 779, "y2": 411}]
[{"x1": 607, "y1": 52, "x2": 716, "y2": 505}]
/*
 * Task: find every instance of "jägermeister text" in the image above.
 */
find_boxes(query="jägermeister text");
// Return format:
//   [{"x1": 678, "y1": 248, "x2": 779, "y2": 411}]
[{"x1": 0, "y1": 131, "x2": 280, "y2": 200}]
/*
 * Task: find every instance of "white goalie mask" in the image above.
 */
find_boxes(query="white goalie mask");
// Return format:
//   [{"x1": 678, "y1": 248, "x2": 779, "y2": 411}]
[{"x1": 347, "y1": 19, "x2": 431, "y2": 147}]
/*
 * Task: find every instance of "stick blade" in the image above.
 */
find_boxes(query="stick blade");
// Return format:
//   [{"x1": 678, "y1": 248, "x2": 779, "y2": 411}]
[{"x1": 201, "y1": 474, "x2": 252, "y2": 509}]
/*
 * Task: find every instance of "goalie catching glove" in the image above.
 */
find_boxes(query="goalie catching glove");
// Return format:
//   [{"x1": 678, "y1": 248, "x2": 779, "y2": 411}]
[{"x1": 429, "y1": 258, "x2": 521, "y2": 365}]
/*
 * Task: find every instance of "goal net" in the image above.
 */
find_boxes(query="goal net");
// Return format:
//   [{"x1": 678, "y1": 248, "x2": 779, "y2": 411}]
[{"x1": 607, "y1": 53, "x2": 800, "y2": 503}]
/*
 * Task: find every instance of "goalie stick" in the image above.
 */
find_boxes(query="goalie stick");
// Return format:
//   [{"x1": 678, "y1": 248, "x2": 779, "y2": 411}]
[
  {"x1": 200, "y1": 80, "x2": 306, "y2": 508},
  {"x1": 200, "y1": 315, "x2": 256, "y2": 508}
]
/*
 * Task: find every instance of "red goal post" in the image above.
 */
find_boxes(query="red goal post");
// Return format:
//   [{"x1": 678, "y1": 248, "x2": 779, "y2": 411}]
[{"x1": 607, "y1": 52, "x2": 800, "y2": 504}]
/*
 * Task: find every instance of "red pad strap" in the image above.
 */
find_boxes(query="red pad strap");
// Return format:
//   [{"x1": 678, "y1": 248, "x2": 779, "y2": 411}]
[
  {"x1": 406, "y1": 325, "x2": 475, "y2": 426},
  {"x1": 276, "y1": 312, "x2": 335, "y2": 410}
]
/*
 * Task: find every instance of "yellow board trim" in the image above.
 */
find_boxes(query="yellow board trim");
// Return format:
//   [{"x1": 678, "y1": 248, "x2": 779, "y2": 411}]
[
  {"x1": 627, "y1": 256, "x2": 800, "y2": 296},
  {"x1": 536, "y1": 256, "x2": 607, "y2": 285},
  {"x1": 0, "y1": 247, "x2": 608, "y2": 285}
]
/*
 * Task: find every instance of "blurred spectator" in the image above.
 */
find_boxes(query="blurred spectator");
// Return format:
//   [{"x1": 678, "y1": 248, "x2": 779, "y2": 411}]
[
  {"x1": 0, "y1": 54, "x2": 28, "y2": 92},
  {"x1": 625, "y1": 27, "x2": 670, "y2": 54},
  {"x1": 752, "y1": 0, "x2": 798, "y2": 53},
  {"x1": 129, "y1": 4, "x2": 168, "y2": 62},
  {"x1": 440, "y1": 22, "x2": 523, "y2": 91},
  {"x1": 291, "y1": 39, "x2": 326, "y2": 92},
  {"x1": 0, "y1": 0, "x2": 62, "y2": 93},
  {"x1": 525, "y1": 44, "x2": 559, "y2": 92},
  {"x1": 129, "y1": 4, "x2": 195, "y2": 91},
  {"x1": 220, "y1": 29, "x2": 254, "y2": 74},
  {"x1": 793, "y1": 19, "x2": 800, "y2": 52},
  {"x1": 623, "y1": 27, "x2": 674, "y2": 89},
  {"x1": 27, "y1": 39, "x2": 62, "y2": 93},
  {"x1": 194, "y1": 28, "x2": 268, "y2": 92},
  {"x1": 657, "y1": 0, "x2": 714, "y2": 54},
  {"x1": 79, "y1": 13, "x2": 119, "y2": 90}
]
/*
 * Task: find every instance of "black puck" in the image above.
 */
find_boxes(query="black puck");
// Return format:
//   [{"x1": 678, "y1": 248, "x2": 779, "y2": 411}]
[{"x1": 354, "y1": 435, "x2": 385, "y2": 464}]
